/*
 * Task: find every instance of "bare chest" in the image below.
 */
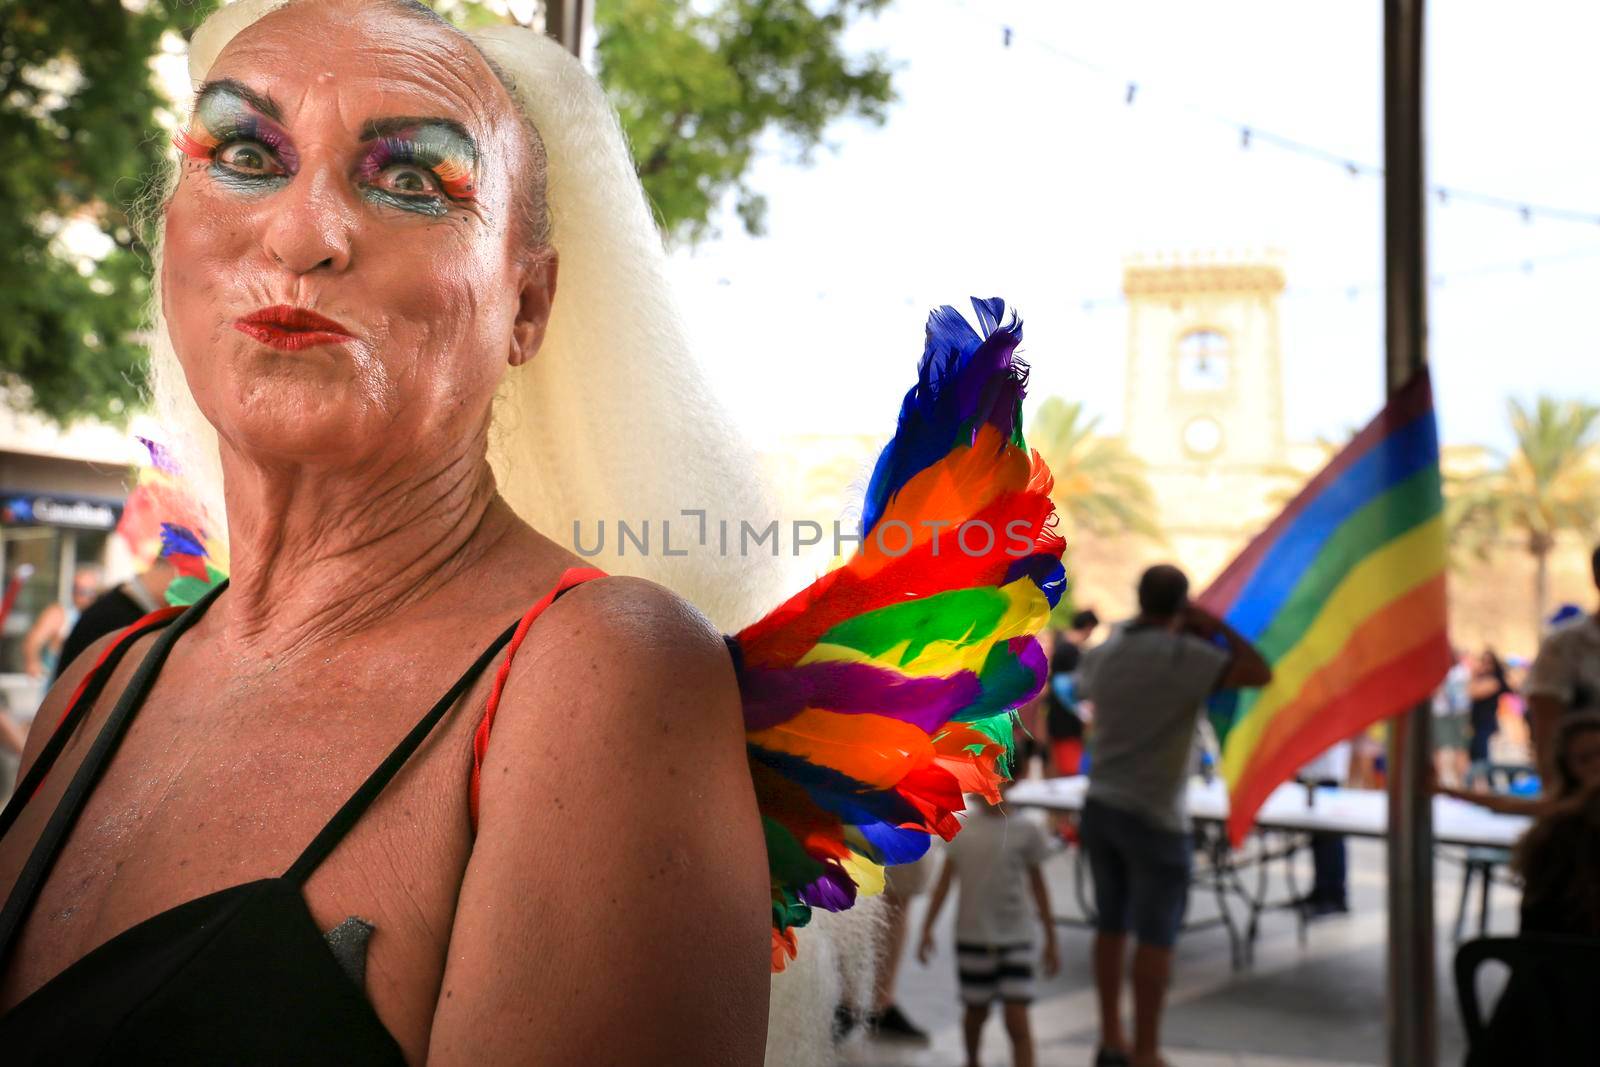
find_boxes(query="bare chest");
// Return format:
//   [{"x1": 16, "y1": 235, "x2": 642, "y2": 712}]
[{"x1": 0, "y1": 655, "x2": 485, "y2": 1041}]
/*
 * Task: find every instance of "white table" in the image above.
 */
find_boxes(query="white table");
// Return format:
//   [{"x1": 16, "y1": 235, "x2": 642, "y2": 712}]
[
  {"x1": 1008, "y1": 776, "x2": 1530, "y2": 848},
  {"x1": 1007, "y1": 776, "x2": 1531, "y2": 968}
]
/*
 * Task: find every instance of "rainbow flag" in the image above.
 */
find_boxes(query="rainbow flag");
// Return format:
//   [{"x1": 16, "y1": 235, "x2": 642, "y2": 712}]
[{"x1": 1199, "y1": 370, "x2": 1451, "y2": 844}]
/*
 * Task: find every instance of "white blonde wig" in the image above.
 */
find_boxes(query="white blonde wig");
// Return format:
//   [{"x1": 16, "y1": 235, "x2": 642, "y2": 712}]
[{"x1": 148, "y1": 1, "x2": 858, "y2": 1061}]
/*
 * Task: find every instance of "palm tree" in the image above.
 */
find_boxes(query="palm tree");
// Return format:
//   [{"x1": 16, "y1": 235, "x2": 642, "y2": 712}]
[
  {"x1": 1031, "y1": 397, "x2": 1160, "y2": 540},
  {"x1": 1449, "y1": 396, "x2": 1600, "y2": 630},
  {"x1": 1030, "y1": 398, "x2": 1160, "y2": 624}
]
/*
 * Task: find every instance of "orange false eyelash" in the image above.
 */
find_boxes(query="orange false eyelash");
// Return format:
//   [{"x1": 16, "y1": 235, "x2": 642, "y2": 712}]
[
  {"x1": 431, "y1": 158, "x2": 476, "y2": 201},
  {"x1": 173, "y1": 127, "x2": 217, "y2": 160}
]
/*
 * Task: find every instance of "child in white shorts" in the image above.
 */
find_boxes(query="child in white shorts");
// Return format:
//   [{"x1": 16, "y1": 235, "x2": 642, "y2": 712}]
[{"x1": 918, "y1": 794, "x2": 1060, "y2": 1067}]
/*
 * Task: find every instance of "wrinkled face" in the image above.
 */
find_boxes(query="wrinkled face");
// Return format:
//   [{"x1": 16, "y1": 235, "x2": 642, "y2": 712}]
[
  {"x1": 162, "y1": 0, "x2": 551, "y2": 468},
  {"x1": 1566, "y1": 730, "x2": 1600, "y2": 790}
]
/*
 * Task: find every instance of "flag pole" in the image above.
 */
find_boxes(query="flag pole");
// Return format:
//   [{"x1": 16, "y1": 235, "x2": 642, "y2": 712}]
[{"x1": 1383, "y1": 1, "x2": 1436, "y2": 1065}]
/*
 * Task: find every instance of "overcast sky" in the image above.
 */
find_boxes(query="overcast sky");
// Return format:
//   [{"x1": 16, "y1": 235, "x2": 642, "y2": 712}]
[{"x1": 665, "y1": 0, "x2": 1600, "y2": 455}]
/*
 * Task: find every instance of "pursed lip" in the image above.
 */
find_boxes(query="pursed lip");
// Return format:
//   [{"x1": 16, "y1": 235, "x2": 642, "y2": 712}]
[{"x1": 233, "y1": 305, "x2": 355, "y2": 351}]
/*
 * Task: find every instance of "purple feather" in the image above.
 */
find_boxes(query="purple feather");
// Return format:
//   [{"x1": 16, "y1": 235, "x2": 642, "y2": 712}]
[
  {"x1": 798, "y1": 865, "x2": 858, "y2": 912},
  {"x1": 740, "y1": 661, "x2": 983, "y2": 733},
  {"x1": 136, "y1": 436, "x2": 182, "y2": 475}
]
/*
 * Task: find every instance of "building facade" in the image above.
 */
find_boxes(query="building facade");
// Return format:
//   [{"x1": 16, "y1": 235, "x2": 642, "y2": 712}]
[
  {"x1": 1073, "y1": 252, "x2": 1592, "y2": 658},
  {"x1": 0, "y1": 397, "x2": 150, "y2": 714}
]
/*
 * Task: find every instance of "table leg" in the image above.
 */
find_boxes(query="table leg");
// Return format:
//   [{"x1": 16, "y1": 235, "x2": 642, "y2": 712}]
[
  {"x1": 1205, "y1": 827, "x2": 1246, "y2": 971},
  {"x1": 1283, "y1": 833, "x2": 1309, "y2": 948},
  {"x1": 1477, "y1": 862, "x2": 1492, "y2": 937}
]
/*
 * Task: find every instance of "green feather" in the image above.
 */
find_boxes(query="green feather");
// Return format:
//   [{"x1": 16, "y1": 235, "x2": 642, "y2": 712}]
[{"x1": 815, "y1": 587, "x2": 1011, "y2": 664}]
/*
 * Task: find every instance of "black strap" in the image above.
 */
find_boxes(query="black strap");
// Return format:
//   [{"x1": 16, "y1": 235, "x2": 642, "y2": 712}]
[
  {"x1": 0, "y1": 612, "x2": 180, "y2": 842},
  {"x1": 282, "y1": 617, "x2": 523, "y2": 885},
  {"x1": 0, "y1": 582, "x2": 227, "y2": 967}
]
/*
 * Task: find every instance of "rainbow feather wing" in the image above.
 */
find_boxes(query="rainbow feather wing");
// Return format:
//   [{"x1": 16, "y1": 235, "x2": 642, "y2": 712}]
[
  {"x1": 734, "y1": 298, "x2": 1064, "y2": 970},
  {"x1": 123, "y1": 438, "x2": 228, "y2": 607}
]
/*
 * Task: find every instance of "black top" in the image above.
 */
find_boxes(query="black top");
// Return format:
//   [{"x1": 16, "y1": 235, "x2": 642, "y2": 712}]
[
  {"x1": 0, "y1": 581, "x2": 533, "y2": 1064},
  {"x1": 54, "y1": 583, "x2": 156, "y2": 683}
]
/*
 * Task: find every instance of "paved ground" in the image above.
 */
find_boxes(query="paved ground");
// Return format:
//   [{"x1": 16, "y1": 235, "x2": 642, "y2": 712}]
[{"x1": 838, "y1": 834, "x2": 1511, "y2": 1067}]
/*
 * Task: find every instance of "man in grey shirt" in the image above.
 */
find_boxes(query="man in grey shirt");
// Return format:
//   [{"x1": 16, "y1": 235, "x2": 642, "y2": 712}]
[{"x1": 1077, "y1": 564, "x2": 1272, "y2": 1067}]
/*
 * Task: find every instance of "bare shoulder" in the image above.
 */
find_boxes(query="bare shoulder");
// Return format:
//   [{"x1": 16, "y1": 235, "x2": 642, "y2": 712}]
[
  {"x1": 475, "y1": 574, "x2": 743, "y2": 818},
  {"x1": 16, "y1": 629, "x2": 139, "y2": 777},
  {"x1": 428, "y1": 572, "x2": 769, "y2": 1062},
  {"x1": 520, "y1": 573, "x2": 736, "y2": 718},
  {"x1": 538, "y1": 573, "x2": 729, "y2": 665}
]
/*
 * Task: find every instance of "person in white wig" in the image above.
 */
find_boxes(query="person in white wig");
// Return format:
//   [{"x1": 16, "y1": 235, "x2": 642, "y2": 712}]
[
  {"x1": 0, "y1": 2, "x2": 790, "y2": 1061},
  {"x1": 0, "y1": 1, "x2": 1065, "y2": 1063}
]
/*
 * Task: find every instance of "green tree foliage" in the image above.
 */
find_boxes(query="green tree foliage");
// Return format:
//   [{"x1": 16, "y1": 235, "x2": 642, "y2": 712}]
[
  {"x1": 1032, "y1": 397, "x2": 1161, "y2": 541},
  {"x1": 591, "y1": 0, "x2": 893, "y2": 242},
  {"x1": 1030, "y1": 396, "x2": 1160, "y2": 626},
  {"x1": 0, "y1": 0, "x2": 220, "y2": 425},
  {"x1": 1449, "y1": 396, "x2": 1600, "y2": 628}
]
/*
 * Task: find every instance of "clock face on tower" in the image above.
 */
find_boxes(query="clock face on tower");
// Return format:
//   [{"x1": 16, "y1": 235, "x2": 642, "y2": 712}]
[
  {"x1": 1183, "y1": 415, "x2": 1223, "y2": 458},
  {"x1": 1178, "y1": 329, "x2": 1231, "y2": 391}
]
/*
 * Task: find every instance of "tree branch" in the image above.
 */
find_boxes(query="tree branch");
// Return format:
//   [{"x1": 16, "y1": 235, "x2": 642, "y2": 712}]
[{"x1": 639, "y1": 111, "x2": 691, "y2": 177}]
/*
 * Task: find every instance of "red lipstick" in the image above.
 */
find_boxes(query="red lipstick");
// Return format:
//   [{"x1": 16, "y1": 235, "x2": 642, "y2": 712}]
[{"x1": 233, "y1": 305, "x2": 354, "y2": 351}]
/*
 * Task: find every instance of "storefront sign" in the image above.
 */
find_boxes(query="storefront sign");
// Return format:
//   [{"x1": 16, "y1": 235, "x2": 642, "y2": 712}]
[{"x1": 1, "y1": 493, "x2": 122, "y2": 530}]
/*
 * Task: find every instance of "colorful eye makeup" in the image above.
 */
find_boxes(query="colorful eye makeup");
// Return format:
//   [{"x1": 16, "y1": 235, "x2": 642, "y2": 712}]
[
  {"x1": 174, "y1": 83, "x2": 299, "y2": 177},
  {"x1": 174, "y1": 82, "x2": 480, "y2": 216},
  {"x1": 357, "y1": 124, "x2": 479, "y2": 202}
]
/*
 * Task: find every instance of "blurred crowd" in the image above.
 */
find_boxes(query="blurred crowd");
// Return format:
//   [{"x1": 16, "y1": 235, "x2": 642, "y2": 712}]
[{"x1": 843, "y1": 545, "x2": 1600, "y2": 1067}]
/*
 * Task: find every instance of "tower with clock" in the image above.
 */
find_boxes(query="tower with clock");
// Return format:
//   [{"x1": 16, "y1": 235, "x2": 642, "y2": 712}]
[{"x1": 1117, "y1": 251, "x2": 1292, "y2": 583}]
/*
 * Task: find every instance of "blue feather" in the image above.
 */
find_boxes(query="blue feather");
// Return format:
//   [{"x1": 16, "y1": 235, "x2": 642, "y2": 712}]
[
  {"x1": 859, "y1": 298, "x2": 1028, "y2": 537},
  {"x1": 859, "y1": 821, "x2": 934, "y2": 865}
]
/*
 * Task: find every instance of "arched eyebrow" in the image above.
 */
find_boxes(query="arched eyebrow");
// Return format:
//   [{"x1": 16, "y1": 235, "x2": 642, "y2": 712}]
[
  {"x1": 194, "y1": 78, "x2": 283, "y2": 122},
  {"x1": 360, "y1": 116, "x2": 479, "y2": 162}
]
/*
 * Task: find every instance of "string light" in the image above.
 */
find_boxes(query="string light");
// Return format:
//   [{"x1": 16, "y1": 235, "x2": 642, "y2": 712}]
[
  {"x1": 948, "y1": 0, "x2": 1600, "y2": 227},
  {"x1": 1066, "y1": 246, "x2": 1600, "y2": 316}
]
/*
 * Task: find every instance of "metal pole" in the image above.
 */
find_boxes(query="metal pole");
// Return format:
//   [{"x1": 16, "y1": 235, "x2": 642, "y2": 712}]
[
  {"x1": 1384, "y1": 1, "x2": 1436, "y2": 1065},
  {"x1": 544, "y1": 0, "x2": 589, "y2": 58}
]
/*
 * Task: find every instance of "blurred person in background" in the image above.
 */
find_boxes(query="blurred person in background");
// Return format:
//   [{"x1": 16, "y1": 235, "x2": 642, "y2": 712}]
[
  {"x1": 1077, "y1": 564, "x2": 1272, "y2": 1067},
  {"x1": 1511, "y1": 711, "x2": 1600, "y2": 937},
  {"x1": 0, "y1": 695, "x2": 23, "y2": 800},
  {"x1": 53, "y1": 560, "x2": 177, "y2": 683},
  {"x1": 1468, "y1": 648, "x2": 1512, "y2": 766},
  {"x1": 1439, "y1": 712, "x2": 1600, "y2": 865},
  {"x1": 1295, "y1": 740, "x2": 1352, "y2": 917},
  {"x1": 1047, "y1": 609, "x2": 1100, "y2": 776},
  {"x1": 917, "y1": 782, "x2": 1059, "y2": 1067},
  {"x1": 1444, "y1": 712, "x2": 1600, "y2": 1067},
  {"x1": 19, "y1": 568, "x2": 102, "y2": 681},
  {"x1": 1433, "y1": 647, "x2": 1472, "y2": 786},
  {"x1": 1525, "y1": 543, "x2": 1600, "y2": 773},
  {"x1": 833, "y1": 846, "x2": 938, "y2": 1047}
]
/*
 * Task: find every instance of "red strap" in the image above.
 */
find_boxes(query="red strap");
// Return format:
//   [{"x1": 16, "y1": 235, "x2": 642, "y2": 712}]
[
  {"x1": 470, "y1": 567, "x2": 608, "y2": 829},
  {"x1": 56, "y1": 607, "x2": 184, "y2": 731},
  {"x1": 27, "y1": 606, "x2": 184, "y2": 802}
]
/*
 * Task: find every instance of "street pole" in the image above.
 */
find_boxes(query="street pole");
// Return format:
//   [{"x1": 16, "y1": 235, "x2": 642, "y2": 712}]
[
  {"x1": 544, "y1": 0, "x2": 589, "y2": 58},
  {"x1": 1383, "y1": 1, "x2": 1436, "y2": 1065}
]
